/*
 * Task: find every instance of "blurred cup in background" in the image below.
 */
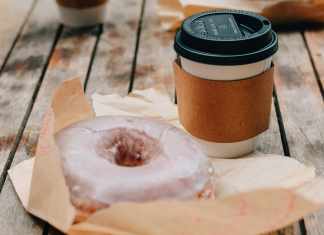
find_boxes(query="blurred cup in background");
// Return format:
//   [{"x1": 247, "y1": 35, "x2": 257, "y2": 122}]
[{"x1": 55, "y1": 0, "x2": 108, "y2": 27}]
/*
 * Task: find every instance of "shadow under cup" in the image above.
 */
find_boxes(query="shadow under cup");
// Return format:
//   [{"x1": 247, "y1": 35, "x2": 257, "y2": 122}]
[
  {"x1": 56, "y1": 0, "x2": 108, "y2": 27},
  {"x1": 174, "y1": 10, "x2": 278, "y2": 158}
]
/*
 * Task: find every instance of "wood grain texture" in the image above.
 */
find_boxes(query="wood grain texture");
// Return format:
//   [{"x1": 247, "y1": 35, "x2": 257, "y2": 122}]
[
  {"x1": 0, "y1": 0, "x2": 34, "y2": 70},
  {"x1": 1, "y1": 20, "x2": 99, "y2": 235},
  {"x1": 275, "y1": 32, "x2": 324, "y2": 174},
  {"x1": 85, "y1": 0, "x2": 143, "y2": 97},
  {"x1": 0, "y1": 0, "x2": 60, "y2": 234},
  {"x1": 257, "y1": 103, "x2": 284, "y2": 155},
  {"x1": 274, "y1": 32, "x2": 324, "y2": 235},
  {"x1": 304, "y1": 29, "x2": 324, "y2": 97},
  {"x1": 26, "y1": 25, "x2": 98, "y2": 131},
  {"x1": 0, "y1": 0, "x2": 59, "y2": 177},
  {"x1": 132, "y1": 0, "x2": 175, "y2": 99}
]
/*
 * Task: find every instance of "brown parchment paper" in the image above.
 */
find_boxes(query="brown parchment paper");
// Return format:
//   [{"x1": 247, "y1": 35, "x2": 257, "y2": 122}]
[
  {"x1": 158, "y1": 0, "x2": 324, "y2": 31},
  {"x1": 8, "y1": 78, "x2": 324, "y2": 235},
  {"x1": 28, "y1": 78, "x2": 95, "y2": 231}
]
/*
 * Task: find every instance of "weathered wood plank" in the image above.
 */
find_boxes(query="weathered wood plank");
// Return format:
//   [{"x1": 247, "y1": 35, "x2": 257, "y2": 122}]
[
  {"x1": 23, "y1": 25, "x2": 99, "y2": 235},
  {"x1": 0, "y1": 0, "x2": 35, "y2": 70},
  {"x1": 132, "y1": 0, "x2": 175, "y2": 98},
  {"x1": 275, "y1": 32, "x2": 324, "y2": 174},
  {"x1": 304, "y1": 212, "x2": 324, "y2": 235},
  {"x1": 26, "y1": 25, "x2": 99, "y2": 130},
  {"x1": 304, "y1": 29, "x2": 324, "y2": 98},
  {"x1": 0, "y1": 24, "x2": 98, "y2": 235},
  {"x1": 0, "y1": 0, "x2": 60, "y2": 181},
  {"x1": 0, "y1": 0, "x2": 60, "y2": 234},
  {"x1": 274, "y1": 32, "x2": 324, "y2": 235},
  {"x1": 257, "y1": 102, "x2": 284, "y2": 155},
  {"x1": 85, "y1": 0, "x2": 143, "y2": 97}
]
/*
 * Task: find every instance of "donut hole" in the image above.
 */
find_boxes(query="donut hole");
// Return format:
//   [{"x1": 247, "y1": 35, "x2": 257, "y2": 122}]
[{"x1": 96, "y1": 128, "x2": 162, "y2": 167}]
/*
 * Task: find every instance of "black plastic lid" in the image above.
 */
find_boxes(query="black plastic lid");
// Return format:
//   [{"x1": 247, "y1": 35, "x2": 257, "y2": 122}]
[{"x1": 174, "y1": 10, "x2": 278, "y2": 65}]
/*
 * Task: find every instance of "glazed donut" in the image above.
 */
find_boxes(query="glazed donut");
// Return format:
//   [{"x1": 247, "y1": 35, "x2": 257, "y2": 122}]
[{"x1": 55, "y1": 116, "x2": 212, "y2": 221}]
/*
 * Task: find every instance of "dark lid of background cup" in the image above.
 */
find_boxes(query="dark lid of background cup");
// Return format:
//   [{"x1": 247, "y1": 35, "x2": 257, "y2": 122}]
[{"x1": 174, "y1": 10, "x2": 278, "y2": 65}]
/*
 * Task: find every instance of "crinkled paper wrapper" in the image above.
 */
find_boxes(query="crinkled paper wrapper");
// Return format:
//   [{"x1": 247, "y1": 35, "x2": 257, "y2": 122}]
[
  {"x1": 8, "y1": 79, "x2": 324, "y2": 235},
  {"x1": 159, "y1": 0, "x2": 324, "y2": 31}
]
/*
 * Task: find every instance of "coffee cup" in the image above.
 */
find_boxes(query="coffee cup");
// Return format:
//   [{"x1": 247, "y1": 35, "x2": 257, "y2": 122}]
[
  {"x1": 55, "y1": 0, "x2": 108, "y2": 27},
  {"x1": 173, "y1": 10, "x2": 278, "y2": 158}
]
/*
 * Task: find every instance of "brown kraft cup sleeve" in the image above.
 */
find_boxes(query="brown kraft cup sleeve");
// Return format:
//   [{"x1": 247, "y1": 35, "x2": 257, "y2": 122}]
[{"x1": 173, "y1": 60, "x2": 274, "y2": 143}]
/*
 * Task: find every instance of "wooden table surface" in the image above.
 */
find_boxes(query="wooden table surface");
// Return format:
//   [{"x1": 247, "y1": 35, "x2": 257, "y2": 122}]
[{"x1": 0, "y1": 0, "x2": 323, "y2": 234}]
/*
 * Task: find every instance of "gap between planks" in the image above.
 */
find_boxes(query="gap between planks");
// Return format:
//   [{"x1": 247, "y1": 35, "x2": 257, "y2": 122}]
[
  {"x1": 0, "y1": 25, "x2": 63, "y2": 193},
  {"x1": 83, "y1": 24, "x2": 103, "y2": 92},
  {"x1": 0, "y1": 1, "x2": 64, "y2": 234},
  {"x1": 0, "y1": 24, "x2": 103, "y2": 235},
  {"x1": 0, "y1": 0, "x2": 37, "y2": 75},
  {"x1": 301, "y1": 32, "x2": 324, "y2": 101},
  {"x1": 273, "y1": 87, "x2": 307, "y2": 235},
  {"x1": 128, "y1": 0, "x2": 147, "y2": 93},
  {"x1": 44, "y1": 25, "x2": 102, "y2": 235},
  {"x1": 274, "y1": 31, "x2": 324, "y2": 235}
]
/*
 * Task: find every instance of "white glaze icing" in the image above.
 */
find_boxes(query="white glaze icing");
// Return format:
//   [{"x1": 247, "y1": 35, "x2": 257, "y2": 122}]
[{"x1": 55, "y1": 116, "x2": 210, "y2": 211}]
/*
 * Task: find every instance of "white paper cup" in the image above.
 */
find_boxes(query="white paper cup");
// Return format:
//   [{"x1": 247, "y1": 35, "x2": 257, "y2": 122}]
[
  {"x1": 174, "y1": 10, "x2": 278, "y2": 158},
  {"x1": 180, "y1": 56, "x2": 272, "y2": 158},
  {"x1": 56, "y1": 2, "x2": 108, "y2": 27}
]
